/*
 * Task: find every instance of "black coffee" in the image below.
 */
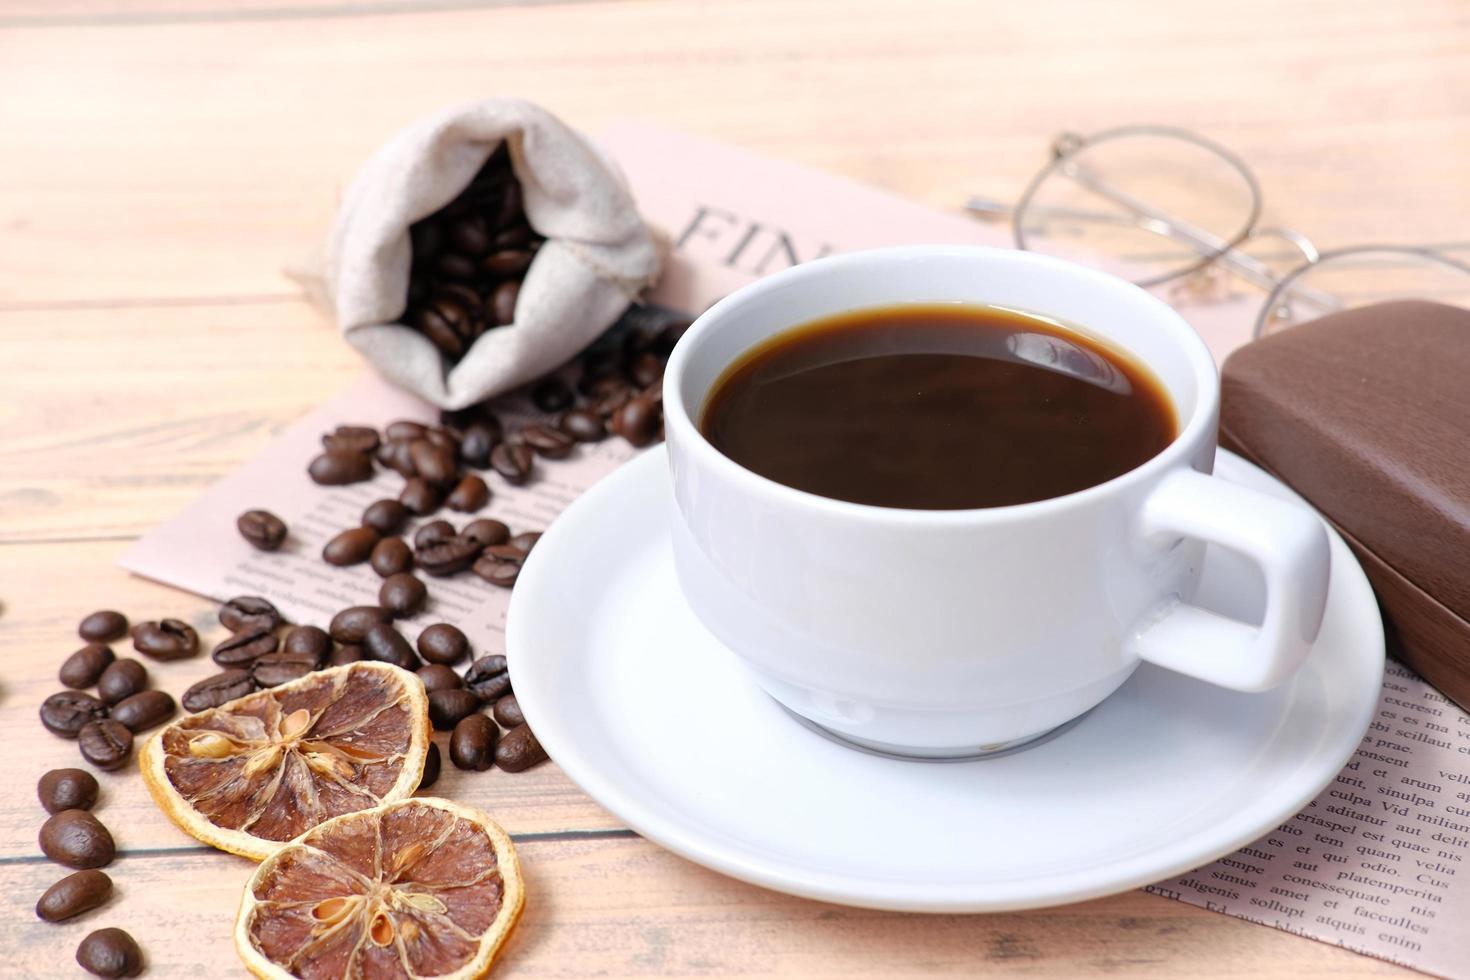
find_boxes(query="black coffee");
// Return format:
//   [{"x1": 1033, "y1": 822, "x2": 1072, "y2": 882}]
[{"x1": 700, "y1": 304, "x2": 1175, "y2": 509}]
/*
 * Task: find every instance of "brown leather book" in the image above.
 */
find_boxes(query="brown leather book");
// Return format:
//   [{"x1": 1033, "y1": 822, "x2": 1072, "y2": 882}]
[{"x1": 1220, "y1": 299, "x2": 1470, "y2": 710}]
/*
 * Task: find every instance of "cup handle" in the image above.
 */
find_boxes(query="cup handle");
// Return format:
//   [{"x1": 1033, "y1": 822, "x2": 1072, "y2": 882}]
[{"x1": 1131, "y1": 468, "x2": 1331, "y2": 692}]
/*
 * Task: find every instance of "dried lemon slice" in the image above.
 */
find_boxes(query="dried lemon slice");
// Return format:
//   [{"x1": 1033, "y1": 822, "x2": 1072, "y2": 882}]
[
  {"x1": 141, "y1": 662, "x2": 431, "y2": 861},
  {"x1": 234, "y1": 797, "x2": 523, "y2": 979}
]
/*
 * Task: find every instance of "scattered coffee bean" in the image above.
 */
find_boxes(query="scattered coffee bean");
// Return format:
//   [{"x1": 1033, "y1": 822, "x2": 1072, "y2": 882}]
[
  {"x1": 38, "y1": 769, "x2": 100, "y2": 815},
  {"x1": 509, "y1": 531, "x2": 542, "y2": 554},
  {"x1": 489, "y1": 442, "x2": 533, "y2": 484},
  {"x1": 531, "y1": 378, "x2": 574, "y2": 412},
  {"x1": 308, "y1": 449, "x2": 374, "y2": 485},
  {"x1": 39, "y1": 810, "x2": 115, "y2": 869},
  {"x1": 109, "y1": 690, "x2": 175, "y2": 733},
  {"x1": 590, "y1": 384, "x2": 634, "y2": 420},
  {"x1": 408, "y1": 439, "x2": 457, "y2": 486},
  {"x1": 610, "y1": 394, "x2": 662, "y2": 447},
  {"x1": 459, "y1": 420, "x2": 500, "y2": 467},
  {"x1": 473, "y1": 556, "x2": 520, "y2": 588},
  {"x1": 362, "y1": 623, "x2": 420, "y2": 671},
  {"x1": 482, "y1": 543, "x2": 527, "y2": 562},
  {"x1": 559, "y1": 408, "x2": 606, "y2": 442},
  {"x1": 416, "y1": 664, "x2": 462, "y2": 693},
  {"x1": 463, "y1": 655, "x2": 511, "y2": 702},
  {"x1": 428, "y1": 689, "x2": 482, "y2": 731},
  {"x1": 322, "y1": 424, "x2": 380, "y2": 455},
  {"x1": 37, "y1": 869, "x2": 112, "y2": 922},
  {"x1": 219, "y1": 595, "x2": 281, "y2": 633},
  {"x1": 329, "y1": 606, "x2": 393, "y2": 644},
  {"x1": 449, "y1": 714, "x2": 499, "y2": 771},
  {"x1": 252, "y1": 650, "x2": 322, "y2": 688},
  {"x1": 182, "y1": 670, "x2": 256, "y2": 712},
  {"x1": 417, "y1": 534, "x2": 483, "y2": 577},
  {"x1": 131, "y1": 619, "x2": 198, "y2": 661},
  {"x1": 413, "y1": 520, "x2": 456, "y2": 550},
  {"x1": 492, "y1": 695, "x2": 524, "y2": 729},
  {"x1": 521, "y1": 424, "x2": 575, "y2": 459},
  {"x1": 78, "y1": 611, "x2": 128, "y2": 644},
  {"x1": 629, "y1": 351, "x2": 664, "y2": 388},
  {"x1": 40, "y1": 692, "x2": 108, "y2": 739},
  {"x1": 370, "y1": 537, "x2": 415, "y2": 578},
  {"x1": 495, "y1": 723, "x2": 549, "y2": 772},
  {"x1": 379, "y1": 573, "x2": 428, "y2": 619},
  {"x1": 60, "y1": 643, "x2": 115, "y2": 690},
  {"x1": 362, "y1": 498, "x2": 411, "y2": 536},
  {"x1": 446, "y1": 474, "x2": 491, "y2": 512},
  {"x1": 416, "y1": 623, "x2": 469, "y2": 666},
  {"x1": 327, "y1": 645, "x2": 366, "y2": 666},
  {"x1": 211, "y1": 626, "x2": 278, "y2": 668},
  {"x1": 323, "y1": 526, "x2": 380, "y2": 566},
  {"x1": 76, "y1": 928, "x2": 143, "y2": 978},
  {"x1": 78, "y1": 720, "x2": 132, "y2": 771},
  {"x1": 96, "y1": 659, "x2": 147, "y2": 706},
  {"x1": 282, "y1": 625, "x2": 332, "y2": 660},
  {"x1": 399, "y1": 477, "x2": 444, "y2": 515},
  {"x1": 386, "y1": 420, "x2": 428, "y2": 442},
  {"x1": 461, "y1": 518, "x2": 510, "y2": 548},
  {"x1": 419, "y1": 742, "x2": 441, "y2": 790},
  {"x1": 378, "y1": 439, "x2": 417, "y2": 478},
  {"x1": 237, "y1": 509, "x2": 288, "y2": 551}
]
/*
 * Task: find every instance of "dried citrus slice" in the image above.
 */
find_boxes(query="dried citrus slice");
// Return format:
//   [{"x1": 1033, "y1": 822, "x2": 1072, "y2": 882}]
[
  {"x1": 234, "y1": 797, "x2": 523, "y2": 980},
  {"x1": 141, "y1": 662, "x2": 431, "y2": 861}
]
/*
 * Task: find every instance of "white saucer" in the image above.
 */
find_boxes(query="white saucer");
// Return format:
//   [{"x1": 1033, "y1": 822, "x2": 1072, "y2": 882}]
[{"x1": 506, "y1": 449, "x2": 1384, "y2": 912}]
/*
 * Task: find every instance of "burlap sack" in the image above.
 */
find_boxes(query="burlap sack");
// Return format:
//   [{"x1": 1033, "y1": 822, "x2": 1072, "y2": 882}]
[{"x1": 326, "y1": 98, "x2": 662, "y2": 409}]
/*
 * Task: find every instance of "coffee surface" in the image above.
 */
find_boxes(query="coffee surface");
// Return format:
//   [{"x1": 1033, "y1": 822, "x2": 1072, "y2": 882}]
[{"x1": 700, "y1": 304, "x2": 1175, "y2": 509}]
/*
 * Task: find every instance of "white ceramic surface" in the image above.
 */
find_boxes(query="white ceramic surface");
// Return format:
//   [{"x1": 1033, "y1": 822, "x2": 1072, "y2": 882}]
[
  {"x1": 506, "y1": 448, "x2": 1384, "y2": 912},
  {"x1": 662, "y1": 245, "x2": 1331, "y2": 756}
]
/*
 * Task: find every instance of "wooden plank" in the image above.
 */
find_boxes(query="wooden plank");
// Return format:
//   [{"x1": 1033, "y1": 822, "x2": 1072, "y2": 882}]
[
  {"x1": 0, "y1": 839, "x2": 1413, "y2": 978},
  {"x1": 0, "y1": 0, "x2": 584, "y2": 26},
  {"x1": 1, "y1": 0, "x2": 1467, "y2": 305}
]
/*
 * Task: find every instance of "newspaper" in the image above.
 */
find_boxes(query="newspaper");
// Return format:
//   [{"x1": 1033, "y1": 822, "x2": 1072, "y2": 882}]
[{"x1": 122, "y1": 120, "x2": 1465, "y2": 977}]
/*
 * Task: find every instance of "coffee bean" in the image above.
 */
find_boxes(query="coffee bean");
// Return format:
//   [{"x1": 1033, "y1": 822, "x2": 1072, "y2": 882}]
[
  {"x1": 419, "y1": 742, "x2": 441, "y2": 790},
  {"x1": 417, "y1": 534, "x2": 484, "y2": 577},
  {"x1": 509, "y1": 531, "x2": 542, "y2": 554},
  {"x1": 496, "y1": 724, "x2": 548, "y2": 772},
  {"x1": 480, "y1": 249, "x2": 532, "y2": 278},
  {"x1": 459, "y1": 421, "x2": 499, "y2": 468},
  {"x1": 446, "y1": 474, "x2": 490, "y2": 512},
  {"x1": 78, "y1": 720, "x2": 132, "y2": 771},
  {"x1": 583, "y1": 371, "x2": 632, "y2": 398},
  {"x1": 628, "y1": 351, "x2": 664, "y2": 388},
  {"x1": 211, "y1": 626, "x2": 278, "y2": 668},
  {"x1": 621, "y1": 327, "x2": 656, "y2": 356},
  {"x1": 480, "y1": 542, "x2": 525, "y2": 562},
  {"x1": 581, "y1": 347, "x2": 624, "y2": 384},
  {"x1": 461, "y1": 518, "x2": 510, "y2": 548},
  {"x1": 362, "y1": 498, "x2": 411, "y2": 536},
  {"x1": 38, "y1": 769, "x2": 99, "y2": 814},
  {"x1": 490, "y1": 442, "x2": 533, "y2": 485},
  {"x1": 323, "y1": 526, "x2": 380, "y2": 566},
  {"x1": 40, "y1": 810, "x2": 115, "y2": 869},
  {"x1": 96, "y1": 660, "x2": 147, "y2": 706},
  {"x1": 327, "y1": 645, "x2": 366, "y2": 666},
  {"x1": 40, "y1": 692, "x2": 107, "y2": 739},
  {"x1": 418, "y1": 308, "x2": 468, "y2": 355},
  {"x1": 473, "y1": 556, "x2": 520, "y2": 588},
  {"x1": 76, "y1": 928, "x2": 143, "y2": 978},
  {"x1": 384, "y1": 419, "x2": 426, "y2": 442},
  {"x1": 378, "y1": 573, "x2": 428, "y2": 619},
  {"x1": 447, "y1": 214, "x2": 490, "y2": 255},
  {"x1": 329, "y1": 606, "x2": 393, "y2": 644},
  {"x1": 521, "y1": 424, "x2": 574, "y2": 460},
  {"x1": 559, "y1": 409, "x2": 606, "y2": 442},
  {"x1": 408, "y1": 439, "x2": 457, "y2": 485},
  {"x1": 110, "y1": 690, "x2": 175, "y2": 733},
  {"x1": 492, "y1": 695, "x2": 525, "y2": 729},
  {"x1": 425, "y1": 426, "x2": 461, "y2": 454},
  {"x1": 282, "y1": 625, "x2": 331, "y2": 660},
  {"x1": 378, "y1": 439, "x2": 418, "y2": 478},
  {"x1": 322, "y1": 425, "x2": 380, "y2": 455},
  {"x1": 610, "y1": 394, "x2": 662, "y2": 448},
  {"x1": 308, "y1": 449, "x2": 374, "y2": 486},
  {"x1": 463, "y1": 655, "x2": 511, "y2": 702},
  {"x1": 370, "y1": 537, "x2": 415, "y2": 578},
  {"x1": 252, "y1": 650, "x2": 321, "y2": 688},
  {"x1": 399, "y1": 477, "x2": 444, "y2": 516},
  {"x1": 78, "y1": 611, "x2": 128, "y2": 644},
  {"x1": 416, "y1": 623, "x2": 469, "y2": 666},
  {"x1": 429, "y1": 689, "x2": 482, "y2": 731},
  {"x1": 414, "y1": 520, "x2": 456, "y2": 550},
  {"x1": 132, "y1": 619, "x2": 198, "y2": 661},
  {"x1": 219, "y1": 595, "x2": 281, "y2": 633},
  {"x1": 416, "y1": 664, "x2": 462, "y2": 694},
  {"x1": 449, "y1": 714, "x2": 498, "y2": 771},
  {"x1": 60, "y1": 643, "x2": 115, "y2": 689},
  {"x1": 490, "y1": 280, "x2": 520, "y2": 326},
  {"x1": 181, "y1": 670, "x2": 255, "y2": 712},
  {"x1": 37, "y1": 869, "x2": 112, "y2": 922},
  {"x1": 363, "y1": 623, "x2": 420, "y2": 671},
  {"x1": 435, "y1": 251, "x2": 477, "y2": 282},
  {"x1": 237, "y1": 509, "x2": 287, "y2": 551}
]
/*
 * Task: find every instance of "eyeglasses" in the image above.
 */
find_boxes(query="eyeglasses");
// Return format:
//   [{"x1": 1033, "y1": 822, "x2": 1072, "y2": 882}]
[{"x1": 965, "y1": 125, "x2": 1470, "y2": 338}]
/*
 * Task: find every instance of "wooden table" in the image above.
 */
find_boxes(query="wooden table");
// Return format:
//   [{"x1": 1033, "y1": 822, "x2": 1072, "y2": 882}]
[{"x1": 2, "y1": 0, "x2": 1464, "y2": 975}]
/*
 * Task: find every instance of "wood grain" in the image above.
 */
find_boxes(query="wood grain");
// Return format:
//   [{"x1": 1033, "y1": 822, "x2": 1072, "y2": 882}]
[{"x1": 2, "y1": 0, "x2": 1462, "y2": 975}]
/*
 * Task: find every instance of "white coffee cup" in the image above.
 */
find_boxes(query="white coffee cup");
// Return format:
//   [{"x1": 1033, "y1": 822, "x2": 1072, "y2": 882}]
[{"x1": 662, "y1": 245, "x2": 1330, "y2": 759}]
